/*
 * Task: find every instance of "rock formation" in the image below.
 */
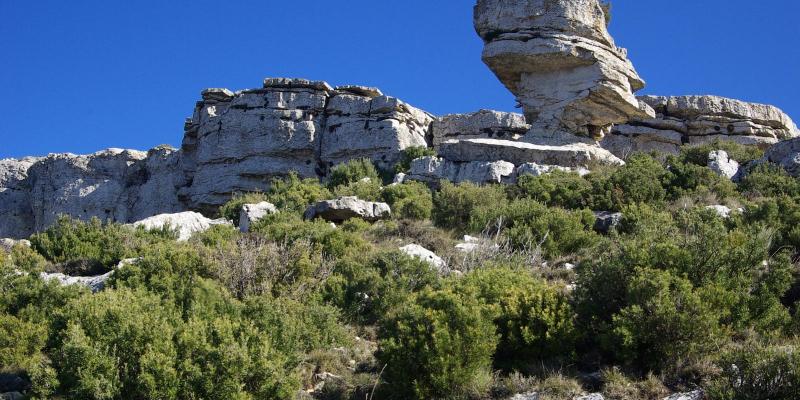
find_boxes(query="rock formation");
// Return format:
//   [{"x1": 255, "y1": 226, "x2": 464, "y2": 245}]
[
  {"x1": 474, "y1": 0, "x2": 655, "y2": 143},
  {"x1": 130, "y1": 211, "x2": 231, "y2": 242},
  {"x1": 239, "y1": 202, "x2": 278, "y2": 233},
  {"x1": 603, "y1": 95, "x2": 800, "y2": 157},
  {"x1": 758, "y1": 136, "x2": 800, "y2": 177},
  {"x1": 304, "y1": 197, "x2": 391, "y2": 223}
]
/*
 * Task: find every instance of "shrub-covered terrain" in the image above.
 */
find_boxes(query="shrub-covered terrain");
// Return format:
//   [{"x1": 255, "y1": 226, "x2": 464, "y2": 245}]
[{"x1": 2, "y1": 143, "x2": 800, "y2": 399}]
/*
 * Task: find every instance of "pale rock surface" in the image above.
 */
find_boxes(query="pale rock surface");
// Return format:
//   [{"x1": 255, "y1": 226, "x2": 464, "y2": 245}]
[
  {"x1": 0, "y1": 157, "x2": 39, "y2": 238},
  {"x1": 474, "y1": 0, "x2": 654, "y2": 142},
  {"x1": 39, "y1": 258, "x2": 138, "y2": 293},
  {"x1": 708, "y1": 150, "x2": 740, "y2": 180},
  {"x1": 663, "y1": 390, "x2": 703, "y2": 400},
  {"x1": 439, "y1": 138, "x2": 624, "y2": 168},
  {"x1": 304, "y1": 197, "x2": 391, "y2": 223},
  {"x1": 516, "y1": 162, "x2": 590, "y2": 177},
  {"x1": 432, "y1": 110, "x2": 529, "y2": 149},
  {"x1": 604, "y1": 95, "x2": 799, "y2": 158},
  {"x1": 706, "y1": 205, "x2": 734, "y2": 219},
  {"x1": 131, "y1": 211, "x2": 231, "y2": 241},
  {"x1": 455, "y1": 235, "x2": 499, "y2": 253},
  {"x1": 0, "y1": 238, "x2": 30, "y2": 253},
  {"x1": 399, "y1": 244, "x2": 446, "y2": 272},
  {"x1": 408, "y1": 156, "x2": 516, "y2": 185},
  {"x1": 761, "y1": 136, "x2": 800, "y2": 177},
  {"x1": 238, "y1": 202, "x2": 277, "y2": 232}
]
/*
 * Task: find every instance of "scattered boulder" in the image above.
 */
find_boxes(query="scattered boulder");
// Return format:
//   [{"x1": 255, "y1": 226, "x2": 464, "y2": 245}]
[
  {"x1": 594, "y1": 211, "x2": 622, "y2": 234},
  {"x1": 131, "y1": 211, "x2": 231, "y2": 241},
  {"x1": 474, "y1": 0, "x2": 653, "y2": 142},
  {"x1": 708, "y1": 150, "x2": 740, "y2": 180},
  {"x1": 663, "y1": 390, "x2": 703, "y2": 400},
  {"x1": 399, "y1": 244, "x2": 446, "y2": 272},
  {"x1": 455, "y1": 235, "x2": 499, "y2": 253},
  {"x1": 304, "y1": 197, "x2": 391, "y2": 223},
  {"x1": 238, "y1": 202, "x2": 277, "y2": 232},
  {"x1": 706, "y1": 205, "x2": 737, "y2": 218}
]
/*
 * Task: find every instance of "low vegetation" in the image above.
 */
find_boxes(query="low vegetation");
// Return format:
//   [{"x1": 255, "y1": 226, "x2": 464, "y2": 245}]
[{"x1": 2, "y1": 144, "x2": 800, "y2": 399}]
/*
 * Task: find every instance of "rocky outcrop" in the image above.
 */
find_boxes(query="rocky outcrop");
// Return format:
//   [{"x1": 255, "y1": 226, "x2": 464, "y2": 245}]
[
  {"x1": 238, "y1": 202, "x2": 277, "y2": 233},
  {"x1": 131, "y1": 211, "x2": 231, "y2": 241},
  {"x1": 181, "y1": 78, "x2": 432, "y2": 212},
  {"x1": 474, "y1": 0, "x2": 654, "y2": 143},
  {"x1": 439, "y1": 138, "x2": 624, "y2": 168},
  {"x1": 708, "y1": 150, "x2": 740, "y2": 180},
  {"x1": 407, "y1": 155, "x2": 587, "y2": 185},
  {"x1": 760, "y1": 136, "x2": 800, "y2": 177},
  {"x1": 304, "y1": 197, "x2": 391, "y2": 223},
  {"x1": 38, "y1": 258, "x2": 138, "y2": 293},
  {"x1": 431, "y1": 110, "x2": 528, "y2": 149},
  {"x1": 604, "y1": 95, "x2": 800, "y2": 157}
]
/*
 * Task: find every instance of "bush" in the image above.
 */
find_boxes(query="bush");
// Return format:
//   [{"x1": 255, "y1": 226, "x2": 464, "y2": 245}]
[
  {"x1": 252, "y1": 212, "x2": 371, "y2": 259},
  {"x1": 395, "y1": 146, "x2": 437, "y2": 174},
  {"x1": 433, "y1": 181, "x2": 508, "y2": 231},
  {"x1": 610, "y1": 268, "x2": 722, "y2": 372},
  {"x1": 508, "y1": 170, "x2": 594, "y2": 209},
  {"x1": 265, "y1": 172, "x2": 332, "y2": 213},
  {"x1": 680, "y1": 140, "x2": 764, "y2": 166},
  {"x1": 471, "y1": 199, "x2": 599, "y2": 258},
  {"x1": 456, "y1": 266, "x2": 576, "y2": 369},
  {"x1": 0, "y1": 313, "x2": 48, "y2": 372},
  {"x1": 381, "y1": 181, "x2": 433, "y2": 220},
  {"x1": 30, "y1": 216, "x2": 129, "y2": 275},
  {"x1": 665, "y1": 156, "x2": 738, "y2": 201},
  {"x1": 608, "y1": 153, "x2": 669, "y2": 208},
  {"x1": 708, "y1": 339, "x2": 800, "y2": 400},
  {"x1": 377, "y1": 288, "x2": 498, "y2": 399},
  {"x1": 328, "y1": 158, "x2": 381, "y2": 189},
  {"x1": 333, "y1": 178, "x2": 382, "y2": 201},
  {"x1": 218, "y1": 192, "x2": 269, "y2": 222},
  {"x1": 739, "y1": 163, "x2": 800, "y2": 198}
]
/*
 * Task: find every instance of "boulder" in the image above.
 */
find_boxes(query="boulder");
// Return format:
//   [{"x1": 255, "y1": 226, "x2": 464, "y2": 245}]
[
  {"x1": 576, "y1": 395, "x2": 604, "y2": 400},
  {"x1": 399, "y1": 244, "x2": 446, "y2": 272},
  {"x1": 594, "y1": 211, "x2": 622, "y2": 233},
  {"x1": 508, "y1": 393, "x2": 539, "y2": 400},
  {"x1": 455, "y1": 235, "x2": 499, "y2": 253},
  {"x1": 432, "y1": 110, "x2": 529, "y2": 149},
  {"x1": 761, "y1": 136, "x2": 800, "y2": 177},
  {"x1": 39, "y1": 258, "x2": 138, "y2": 293},
  {"x1": 304, "y1": 197, "x2": 391, "y2": 223},
  {"x1": 131, "y1": 212, "x2": 231, "y2": 241},
  {"x1": 474, "y1": 0, "x2": 654, "y2": 142},
  {"x1": 663, "y1": 390, "x2": 703, "y2": 400},
  {"x1": 707, "y1": 150, "x2": 740, "y2": 180},
  {"x1": 706, "y1": 205, "x2": 733, "y2": 218},
  {"x1": 238, "y1": 202, "x2": 277, "y2": 232}
]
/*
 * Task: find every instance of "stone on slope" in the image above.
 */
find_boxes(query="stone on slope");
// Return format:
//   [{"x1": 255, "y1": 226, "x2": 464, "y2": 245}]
[
  {"x1": 708, "y1": 150, "x2": 740, "y2": 180},
  {"x1": 593, "y1": 211, "x2": 622, "y2": 234},
  {"x1": 474, "y1": 0, "x2": 654, "y2": 142},
  {"x1": 399, "y1": 244, "x2": 446, "y2": 272},
  {"x1": 39, "y1": 258, "x2": 138, "y2": 293},
  {"x1": 761, "y1": 136, "x2": 800, "y2": 177},
  {"x1": 304, "y1": 197, "x2": 391, "y2": 223},
  {"x1": 238, "y1": 202, "x2": 277, "y2": 233},
  {"x1": 663, "y1": 390, "x2": 703, "y2": 400},
  {"x1": 432, "y1": 110, "x2": 529, "y2": 149},
  {"x1": 132, "y1": 211, "x2": 231, "y2": 241},
  {"x1": 706, "y1": 205, "x2": 736, "y2": 219}
]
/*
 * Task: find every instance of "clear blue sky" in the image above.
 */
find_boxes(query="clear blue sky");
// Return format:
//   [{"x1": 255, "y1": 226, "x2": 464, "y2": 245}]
[{"x1": 1, "y1": 1, "x2": 798, "y2": 159}]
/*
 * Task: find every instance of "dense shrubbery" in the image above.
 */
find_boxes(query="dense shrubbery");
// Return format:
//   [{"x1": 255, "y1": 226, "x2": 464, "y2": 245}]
[{"x1": 3, "y1": 142, "x2": 800, "y2": 399}]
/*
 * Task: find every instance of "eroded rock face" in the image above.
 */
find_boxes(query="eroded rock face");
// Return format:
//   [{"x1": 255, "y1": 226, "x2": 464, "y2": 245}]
[
  {"x1": 131, "y1": 211, "x2": 231, "y2": 241},
  {"x1": 238, "y1": 202, "x2": 277, "y2": 233},
  {"x1": 760, "y1": 136, "x2": 800, "y2": 177},
  {"x1": 408, "y1": 156, "x2": 516, "y2": 185},
  {"x1": 0, "y1": 157, "x2": 39, "y2": 238},
  {"x1": 304, "y1": 197, "x2": 391, "y2": 223},
  {"x1": 474, "y1": 0, "x2": 654, "y2": 142},
  {"x1": 439, "y1": 138, "x2": 624, "y2": 168},
  {"x1": 604, "y1": 95, "x2": 800, "y2": 157},
  {"x1": 431, "y1": 110, "x2": 529, "y2": 149}
]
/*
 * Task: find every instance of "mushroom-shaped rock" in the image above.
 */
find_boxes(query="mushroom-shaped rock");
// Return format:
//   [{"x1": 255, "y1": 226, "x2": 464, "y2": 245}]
[
  {"x1": 708, "y1": 150, "x2": 740, "y2": 180},
  {"x1": 399, "y1": 244, "x2": 446, "y2": 272},
  {"x1": 304, "y1": 197, "x2": 391, "y2": 223},
  {"x1": 474, "y1": 0, "x2": 654, "y2": 143},
  {"x1": 131, "y1": 211, "x2": 231, "y2": 241},
  {"x1": 238, "y1": 202, "x2": 277, "y2": 232}
]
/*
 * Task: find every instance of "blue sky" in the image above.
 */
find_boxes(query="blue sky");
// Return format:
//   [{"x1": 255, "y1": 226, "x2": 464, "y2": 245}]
[{"x1": 1, "y1": 0, "x2": 798, "y2": 158}]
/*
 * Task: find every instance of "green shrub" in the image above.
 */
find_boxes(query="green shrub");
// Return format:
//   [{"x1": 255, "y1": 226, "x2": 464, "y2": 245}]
[
  {"x1": 252, "y1": 212, "x2": 371, "y2": 259},
  {"x1": 610, "y1": 268, "x2": 721, "y2": 372},
  {"x1": 680, "y1": 140, "x2": 764, "y2": 166},
  {"x1": 377, "y1": 288, "x2": 498, "y2": 399},
  {"x1": 333, "y1": 178, "x2": 382, "y2": 201},
  {"x1": 381, "y1": 181, "x2": 433, "y2": 220},
  {"x1": 218, "y1": 192, "x2": 269, "y2": 222},
  {"x1": 471, "y1": 199, "x2": 599, "y2": 258},
  {"x1": 608, "y1": 153, "x2": 669, "y2": 207},
  {"x1": 665, "y1": 156, "x2": 738, "y2": 201},
  {"x1": 456, "y1": 266, "x2": 576, "y2": 369},
  {"x1": 433, "y1": 181, "x2": 508, "y2": 231},
  {"x1": 30, "y1": 216, "x2": 129, "y2": 275},
  {"x1": 508, "y1": 170, "x2": 594, "y2": 209},
  {"x1": 395, "y1": 146, "x2": 437, "y2": 174},
  {"x1": 265, "y1": 172, "x2": 332, "y2": 213},
  {"x1": 9, "y1": 244, "x2": 48, "y2": 273},
  {"x1": 708, "y1": 339, "x2": 800, "y2": 400},
  {"x1": 739, "y1": 163, "x2": 800, "y2": 198},
  {"x1": 0, "y1": 313, "x2": 48, "y2": 372},
  {"x1": 328, "y1": 158, "x2": 381, "y2": 189}
]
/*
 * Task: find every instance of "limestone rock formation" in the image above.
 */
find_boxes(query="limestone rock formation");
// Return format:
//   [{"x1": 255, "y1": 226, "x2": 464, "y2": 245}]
[
  {"x1": 131, "y1": 211, "x2": 231, "y2": 241},
  {"x1": 238, "y1": 202, "x2": 277, "y2": 233},
  {"x1": 304, "y1": 197, "x2": 391, "y2": 223},
  {"x1": 603, "y1": 95, "x2": 800, "y2": 157},
  {"x1": 760, "y1": 136, "x2": 800, "y2": 177},
  {"x1": 439, "y1": 138, "x2": 624, "y2": 168},
  {"x1": 707, "y1": 150, "x2": 740, "y2": 180},
  {"x1": 431, "y1": 110, "x2": 528, "y2": 149},
  {"x1": 474, "y1": 0, "x2": 654, "y2": 143},
  {"x1": 408, "y1": 156, "x2": 516, "y2": 185}
]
